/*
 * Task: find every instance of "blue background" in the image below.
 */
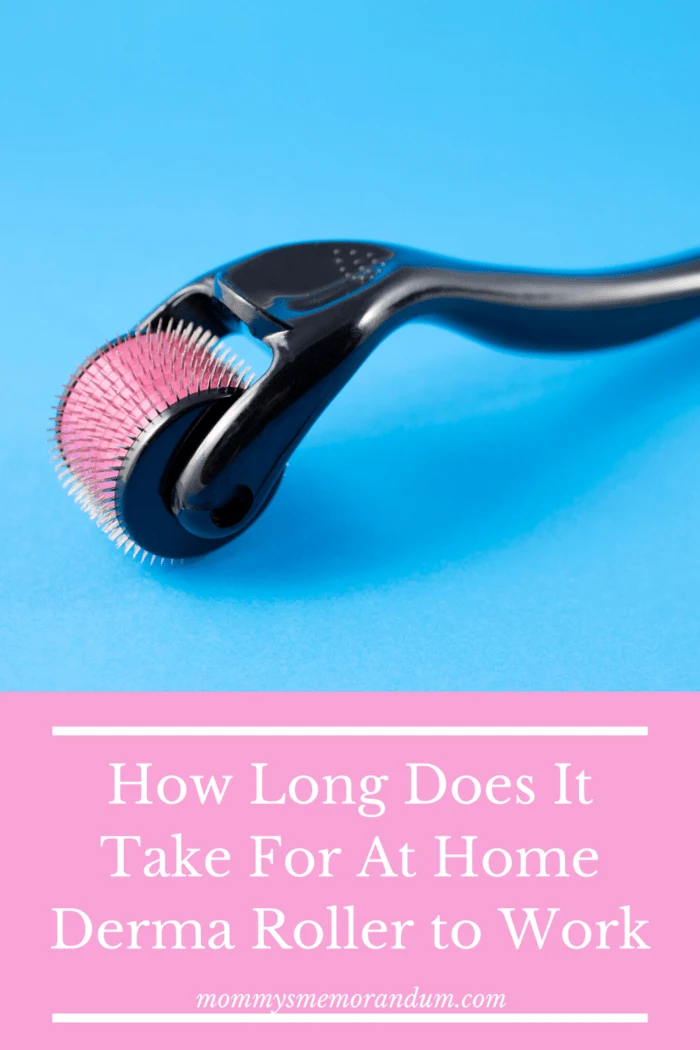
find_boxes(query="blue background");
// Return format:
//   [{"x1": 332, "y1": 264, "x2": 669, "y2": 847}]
[{"x1": 2, "y1": 0, "x2": 700, "y2": 690}]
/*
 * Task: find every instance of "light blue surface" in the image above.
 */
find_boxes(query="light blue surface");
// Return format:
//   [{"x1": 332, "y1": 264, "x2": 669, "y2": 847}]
[{"x1": 2, "y1": 0, "x2": 700, "y2": 690}]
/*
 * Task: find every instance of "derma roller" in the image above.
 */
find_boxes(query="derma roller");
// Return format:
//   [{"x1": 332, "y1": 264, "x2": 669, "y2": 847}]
[{"x1": 53, "y1": 241, "x2": 700, "y2": 562}]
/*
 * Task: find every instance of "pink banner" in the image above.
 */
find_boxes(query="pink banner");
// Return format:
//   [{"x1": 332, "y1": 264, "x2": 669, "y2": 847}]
[{"x1": 1, "y1": 693, "x2": 695, "y2": 1047}]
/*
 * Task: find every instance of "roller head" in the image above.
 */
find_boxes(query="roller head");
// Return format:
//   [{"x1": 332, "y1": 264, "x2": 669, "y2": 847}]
[{"x1": 52, "y1": 323, "x2": 253, "y2": 562}]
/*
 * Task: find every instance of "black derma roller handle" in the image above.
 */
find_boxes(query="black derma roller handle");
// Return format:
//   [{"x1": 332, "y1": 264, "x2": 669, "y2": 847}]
[{"x1": 134, "y1": 241, "x2": 700, "y2": 548}]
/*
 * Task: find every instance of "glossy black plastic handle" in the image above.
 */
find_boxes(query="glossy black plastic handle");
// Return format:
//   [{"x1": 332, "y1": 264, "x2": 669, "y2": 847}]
[
  {"x1": 143, "y1": 241, "x2": 700, "y2": 353},
  {"x1": 373, "y1": 249, "x2": 700, "y2": 351},
  {"x1": 142, "y1": 241, "x2": 700, "y2": 542}
]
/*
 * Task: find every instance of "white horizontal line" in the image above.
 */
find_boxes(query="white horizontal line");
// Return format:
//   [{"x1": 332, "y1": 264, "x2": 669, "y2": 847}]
[
  {"x1": 52, "y1": 1013, "x2": 648, "y2": 1024},
  {"x1": 51, "y1": 726, "x2": 648, "y2": 737}
]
